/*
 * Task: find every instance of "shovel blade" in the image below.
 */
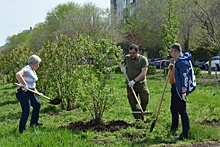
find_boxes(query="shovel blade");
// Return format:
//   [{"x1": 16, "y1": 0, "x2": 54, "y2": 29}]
[
  {"x1": 49, "y1": 98, "x2": 61, "y2": 105},
  {"x1": 150, "y1": 117, "x2": 158, "y2": 132},
  {"x1": 150, "y1": 120, "x2": 156, "y2": 132},
  {"x1": 132, "y1": 111, "x2": 153, "y2": 115}
]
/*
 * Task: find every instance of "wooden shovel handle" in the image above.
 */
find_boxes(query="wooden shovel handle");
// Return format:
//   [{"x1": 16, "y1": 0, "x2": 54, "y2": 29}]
[
  {"x1": 118, "y1": 63, "x2": 144, "y2": 113},
  {"x1": 14, "y1": 83, "x2": 51, "y2": 100},
  {"x1": 155, "y1": 67, "x2": 172, "y2": 117}
]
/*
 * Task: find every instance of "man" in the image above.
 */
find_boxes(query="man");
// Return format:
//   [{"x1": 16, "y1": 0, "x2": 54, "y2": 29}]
[
  {"x1": 120, "y1": 44, "x2": 150, "y2": 122},
  {"x1": 169, "y1": 43, "x2": 196, "y2": 140}
]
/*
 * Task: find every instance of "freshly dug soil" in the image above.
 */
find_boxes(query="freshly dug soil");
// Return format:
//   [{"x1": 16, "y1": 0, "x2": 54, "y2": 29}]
[
  {"x1": 60, "y1": 119, "x2": 220, "y2": 146},
  {"x1": 60, "y1": 120, "x2": 132, "y2": 132}
]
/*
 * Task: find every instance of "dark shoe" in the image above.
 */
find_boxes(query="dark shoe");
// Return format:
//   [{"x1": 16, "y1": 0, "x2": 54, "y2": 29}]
[
  {"x1": 175, "y1": 133, "x2": 189, "y2": 140},
  {"x1": 19, "y1": 129, "x2": 25, "y2": 134},
  {"x1": 35, "y1": 122, "x2": 43, "y2": 126}
]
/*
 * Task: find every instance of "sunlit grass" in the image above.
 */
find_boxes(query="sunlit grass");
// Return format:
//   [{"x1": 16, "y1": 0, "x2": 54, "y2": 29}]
[{"x1": 0, "y1": 73, "x2": 219, "y2": 146}]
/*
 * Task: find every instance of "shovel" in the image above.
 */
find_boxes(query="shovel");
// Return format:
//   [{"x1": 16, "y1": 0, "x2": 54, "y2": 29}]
[
  {"x1": 150, "y1": 65, "x2": 173, "y2": 132},
  {"x1": 15, "y1": 83, "x2": 61, "y2": 105},
  {"x1": 119, "y1": 63, "x2": 152, "y2": 116}
]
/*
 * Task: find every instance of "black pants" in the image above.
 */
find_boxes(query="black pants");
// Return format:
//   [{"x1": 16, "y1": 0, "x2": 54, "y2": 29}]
[
  {"x1": 170, "y1": 84, "x2": 190, "y2": 135},
  {"x1": 127, "y1": 82, "x2": 150, "y2": 119},
  {"x1": 16, "y1": 88, "x2": 41, "y2": 133}
]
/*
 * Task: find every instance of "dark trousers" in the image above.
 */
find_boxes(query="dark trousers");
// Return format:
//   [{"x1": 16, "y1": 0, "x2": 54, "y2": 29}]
[
  {"x1": 127, "y1": 82, "x2": 150, "y2": 119},
  {"x1": 170, "y1": 84, "x2": 190, "y2": 135},
  {"x1": 16, "y1": 88, "x2": 41, "y2": 133}
]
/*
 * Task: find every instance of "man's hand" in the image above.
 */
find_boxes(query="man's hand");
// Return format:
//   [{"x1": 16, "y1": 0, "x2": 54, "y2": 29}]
[
  {"x1": 19, "y1": 84, "x2": 28, "y2": 92},
  {"x1": 38, "y1": 93, "x2": 44, "y2": 98},
  {"x1": 128, "y1": 80, "x2": 136, "y2": 87},
  {"x1": 168, "y1": 63, "x2": 174, "y2": 70},
  {"x1": 121, "y1": 67, "x2": 126, "y2": 74}
]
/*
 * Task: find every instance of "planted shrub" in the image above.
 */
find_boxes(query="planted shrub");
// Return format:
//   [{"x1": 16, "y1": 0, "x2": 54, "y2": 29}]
[
  {"x1": 0, "y1": 35, "x2": 123, "y2": 123},
  {"x1": 37, "y1": 35, "x2": 122, "y2": 123}
]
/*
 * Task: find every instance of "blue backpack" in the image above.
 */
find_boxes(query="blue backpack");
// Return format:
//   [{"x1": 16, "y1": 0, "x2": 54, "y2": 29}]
[{"x1": 186, "y1": 60, "x2": 196, "y2": 95}]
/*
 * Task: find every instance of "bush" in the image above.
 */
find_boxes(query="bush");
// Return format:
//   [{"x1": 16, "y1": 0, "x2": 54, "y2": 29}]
[
  {"x1": 147, "y1": 66, "x2": 156, "y2": 75},
  {"x1": 194, "y1": 67, "x2": 201, "y2": 76},
  {"x1": 114, "y1": 65, "x2": 121, "y2": 73}
]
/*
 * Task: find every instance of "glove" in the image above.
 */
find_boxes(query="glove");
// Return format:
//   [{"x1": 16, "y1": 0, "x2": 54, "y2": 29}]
[
  {"x1": 168, "y1": 63, "x2": 174, "y2": 70},
  {"x1": 19, "y1": 84, "x2": 28, "y2": 92},
  {"x1": 121, "y1": 67, "x2": 126, "y2": 74},
  {"x1": 38, "y1": 93, "x2": 44, "y2": 98},
  {"x1": 128, "y1": 80, "x2": 136, "y2": 87},
  {"x1": 182, "y1": 93, "x2": 187, "y2": 102}
]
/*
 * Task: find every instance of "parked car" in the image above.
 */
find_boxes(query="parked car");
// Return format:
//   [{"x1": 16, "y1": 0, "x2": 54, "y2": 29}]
[
  {"x1": 194, "y1": 59, "x2": 207, "y2": 69},
  {"x1": 205, "y1": 56, "x2": 220, "y2": 70},
  {"x1": 148, "y1": 59, "x2": 156, "y2": 66},
  {"x1": 155, "y1": 59, "x2": 170, "y2": 69},
  {"x1": 161, "y1": 60, "x2": 171, "y2": 68},
  {"x1": 148, "y1": 58, "x2": 161, "y2": 66}
]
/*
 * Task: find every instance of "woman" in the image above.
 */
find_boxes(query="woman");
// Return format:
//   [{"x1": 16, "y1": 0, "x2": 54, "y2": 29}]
[{"x1": 15, "y1": 55, "x2": 43, "y2": 133}]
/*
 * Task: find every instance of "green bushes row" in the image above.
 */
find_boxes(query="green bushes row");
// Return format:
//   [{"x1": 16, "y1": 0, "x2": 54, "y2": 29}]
[
  {"x1": 113, "y1": 65, "x2": 157, "y2": 75},
  {"x1": 163, "y1": 67, "x2": 201, "y2": 76}
]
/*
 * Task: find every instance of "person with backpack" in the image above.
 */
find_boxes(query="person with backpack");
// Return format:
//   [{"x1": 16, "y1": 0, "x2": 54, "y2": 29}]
[{"x1": 169, "y1": 43, "x2": 196, "y2": 140}]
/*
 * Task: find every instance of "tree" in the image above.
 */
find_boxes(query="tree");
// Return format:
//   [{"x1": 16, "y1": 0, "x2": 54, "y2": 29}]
[
  {"x1": 43, "y1": 2, "x2": 117, "y2": 45},
  {"x1": 160, "y1": 0, "x2": 179, "y2": 56},
  {"x1": 2, "y1": 29, "x2": 32, "y2": 52},
  {"x1": 192, "y1": 0, "x2": 220, "y2": 73},
  {"x1": 120, "y1": 0, "x2": 169, "y2": 58},
  {"x1": 1, "y1": 2, "x2": 118, "y2": 52},
  {"x1": 192, "y1": 1, "x2": 220, "y2": 51}
]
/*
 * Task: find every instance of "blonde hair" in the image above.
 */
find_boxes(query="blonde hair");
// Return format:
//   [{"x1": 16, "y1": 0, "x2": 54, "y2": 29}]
[{"x1": 170, "y1": 43, "x2": 182, "y2": 53}]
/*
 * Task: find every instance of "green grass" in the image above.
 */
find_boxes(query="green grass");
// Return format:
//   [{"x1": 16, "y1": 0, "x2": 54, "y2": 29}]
[{"x1": 0, "y1": 73, "x2": 219, "y2": 147}]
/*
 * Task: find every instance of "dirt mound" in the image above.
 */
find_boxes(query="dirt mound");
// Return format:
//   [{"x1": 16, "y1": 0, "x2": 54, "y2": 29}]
[
  {"x1": 186, "y1": 142, "x2": 220, "y2": 147},
  {"x1": 60, "y1": 120, "x2": 133, "y2": 132},
  {"x1": 200, "y1": 119, "x2": 220, "y2": 128}
]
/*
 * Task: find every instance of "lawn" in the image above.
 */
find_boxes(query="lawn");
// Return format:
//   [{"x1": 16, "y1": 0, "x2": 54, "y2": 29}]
[{"x1": 0, "y1": 73, "x2": 219, "y2": 147}]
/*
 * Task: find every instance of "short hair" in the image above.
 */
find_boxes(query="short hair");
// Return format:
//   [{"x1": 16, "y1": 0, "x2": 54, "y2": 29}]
[
  {"x1": 129, "y1": 44, "x2": 139, "y2": 52},
  {"x1": 28, "y1": 55, "x2": 41, "y2": 65},
  {"x1": 170, "y1": 43, "x2": 182, "y2": 53}
]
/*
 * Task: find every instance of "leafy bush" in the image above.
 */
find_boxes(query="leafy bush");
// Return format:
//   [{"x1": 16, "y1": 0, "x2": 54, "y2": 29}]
[
  {"x1": 113, "y1": 65, "x2": 121, "y2": 73},
  {"x1": 0, "y1": 48, "x2": 34, "y2": 83},
  {"x1": 194, "y1": 67, "x2": 201, "y2": 76},
  {"x1": 147, "y1": 66, "x2": 156, "y2": 75},
  {"x1": 0, "y1": 35, "x2": 123, "y2": 123}
]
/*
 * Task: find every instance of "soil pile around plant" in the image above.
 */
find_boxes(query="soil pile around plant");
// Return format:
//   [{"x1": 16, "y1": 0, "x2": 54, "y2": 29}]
[{"x1": 60, "y1": 120, "x2": 133, "y2": 132}]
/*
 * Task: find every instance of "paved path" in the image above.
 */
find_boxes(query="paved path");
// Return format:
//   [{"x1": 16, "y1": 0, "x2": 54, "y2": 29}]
[{"x1": 201, "y1": 70, "x2": 220, "y2": 74}]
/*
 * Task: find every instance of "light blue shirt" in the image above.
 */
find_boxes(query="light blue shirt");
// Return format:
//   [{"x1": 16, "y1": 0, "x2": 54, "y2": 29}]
[{"x1": 22, "y1": 65, "x2": 38, "y2": 88}]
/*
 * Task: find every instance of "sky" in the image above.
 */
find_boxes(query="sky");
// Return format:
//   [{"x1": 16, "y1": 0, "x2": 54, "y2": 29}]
[{"x1": 0, "y1": 0, "x2": 110, "y2": 46}]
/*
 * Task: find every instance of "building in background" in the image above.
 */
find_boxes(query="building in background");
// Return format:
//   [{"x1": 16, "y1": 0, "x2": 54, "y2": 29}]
[{"x1": 110, "y1": 0, "x2": 140, "y2": 23}]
